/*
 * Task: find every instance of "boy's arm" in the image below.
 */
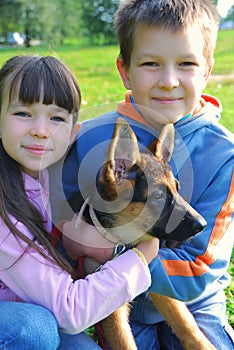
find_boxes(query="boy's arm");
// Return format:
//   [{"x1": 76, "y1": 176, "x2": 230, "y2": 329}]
[{"x1": 148, "y1": 163, "x2": 234, "y2": 301}]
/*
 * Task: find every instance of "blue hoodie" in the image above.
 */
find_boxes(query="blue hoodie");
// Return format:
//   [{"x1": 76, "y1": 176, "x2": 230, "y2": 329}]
[{"x1": 60, "y1": 91, "x2": 234, "y2": 324}]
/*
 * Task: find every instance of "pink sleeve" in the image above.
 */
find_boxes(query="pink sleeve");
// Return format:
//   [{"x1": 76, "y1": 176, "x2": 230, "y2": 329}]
[{"x1": 0, "y1": 222, "x2": 151, "y2": 333}]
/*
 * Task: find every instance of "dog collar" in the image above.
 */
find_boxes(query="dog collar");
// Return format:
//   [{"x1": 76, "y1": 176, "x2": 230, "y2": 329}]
[
  {"x1": 89, "y1": 204, "x2": 123, "y2": 244},
  {"x1": 75, "y1": 197, "x2": 124, "y2": 244}
]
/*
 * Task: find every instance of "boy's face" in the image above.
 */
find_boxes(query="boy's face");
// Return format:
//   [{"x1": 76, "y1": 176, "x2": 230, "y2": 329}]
[
  {"x1": 0, "y1": 100, "x2": 76, "y2": 178},
  {"x1": 117, "y1": 23, "x2": 213, "y2": 126}
]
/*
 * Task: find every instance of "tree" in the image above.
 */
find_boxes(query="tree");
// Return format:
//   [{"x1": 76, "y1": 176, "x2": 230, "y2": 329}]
[
  {"x1": 0, "y1": 0, "x2": 82, "y2": 47},
  {"x1": 81, "y1": 0, "x2": 119, "y2": 44},
  {"x1": 0, "y1": 0, "x2": 23, "y2": 36}
]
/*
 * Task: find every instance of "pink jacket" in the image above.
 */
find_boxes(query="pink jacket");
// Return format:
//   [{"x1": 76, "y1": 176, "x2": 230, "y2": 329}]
[{"x1": 0, "y1": 170, "x2": 151, "y2": 333}]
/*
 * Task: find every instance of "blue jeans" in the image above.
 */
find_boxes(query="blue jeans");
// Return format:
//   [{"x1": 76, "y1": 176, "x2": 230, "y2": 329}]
[
  {"x1": 0, "y1": 302, "x2": 101, "y2": 350},
  {"x1": 59, "y1": 332, "x2": 101, "y2": 350},
  {"x1": 1, "y1": 298, "x2": 233, "y2": 350}
]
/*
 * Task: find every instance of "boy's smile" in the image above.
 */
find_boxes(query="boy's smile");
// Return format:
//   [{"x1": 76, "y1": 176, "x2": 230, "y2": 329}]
[{"x1": 117, "y1": 23, "x2": 212, "y2": 127}]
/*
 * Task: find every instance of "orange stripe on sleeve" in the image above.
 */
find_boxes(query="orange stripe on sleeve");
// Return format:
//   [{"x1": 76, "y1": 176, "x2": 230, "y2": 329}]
[{"x1": 162, "y1": 171, "x2": 234, "y2": 277}]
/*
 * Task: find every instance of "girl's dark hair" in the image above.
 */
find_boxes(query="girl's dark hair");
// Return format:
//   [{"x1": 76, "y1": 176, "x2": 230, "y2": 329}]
[{"x1": 0, "y1": 55, "x2": 82, "y2": 274}]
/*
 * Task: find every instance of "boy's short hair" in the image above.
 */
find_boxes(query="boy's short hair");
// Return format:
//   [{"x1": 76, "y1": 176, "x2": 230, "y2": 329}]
[{"x1": 114, "y1": 0, "x2": 220, "y2": 68}]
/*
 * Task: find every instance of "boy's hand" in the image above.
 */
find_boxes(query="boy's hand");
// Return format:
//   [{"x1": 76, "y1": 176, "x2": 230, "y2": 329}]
[{"x1": 136, "y1": 238, "x2": 159, "y2": 264}]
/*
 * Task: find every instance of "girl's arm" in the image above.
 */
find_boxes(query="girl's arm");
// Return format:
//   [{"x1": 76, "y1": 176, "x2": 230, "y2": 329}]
[
  {"x1": 0, "y1": 219, "x2": 158, "y2": 334},
  {"x1": 61, "y1": 214, "x2": 158, "y2": 265}
]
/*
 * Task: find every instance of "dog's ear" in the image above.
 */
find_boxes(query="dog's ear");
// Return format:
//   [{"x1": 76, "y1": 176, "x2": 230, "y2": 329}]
[
  {"x1": 99, "y1": 118, "x2": 141, "y2": 200},
  {"x1": 156, "y1": 124, "x2": 175, "y2": 162},
  {"x1": 149, "y1": 124, "x2": 175, "y2": 162},
  {"x1": 109, "y1": 117, "x2": 141, "y2": 164}
]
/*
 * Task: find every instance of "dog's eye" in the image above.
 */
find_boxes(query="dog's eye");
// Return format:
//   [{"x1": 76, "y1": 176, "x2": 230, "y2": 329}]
[{"x1": 154, "y1": 189, "x2": 164, "y2": 200}]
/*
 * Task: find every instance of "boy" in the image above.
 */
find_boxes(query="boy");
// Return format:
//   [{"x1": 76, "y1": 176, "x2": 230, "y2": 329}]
[{"x1": 55, "y1": 1, "x2": 234, "y2": 349}]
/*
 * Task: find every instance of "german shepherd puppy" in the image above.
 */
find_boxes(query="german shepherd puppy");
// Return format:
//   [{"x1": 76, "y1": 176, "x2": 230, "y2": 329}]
[{"x1": 69, "y1": 118, "x2": 216, "y2": 350}]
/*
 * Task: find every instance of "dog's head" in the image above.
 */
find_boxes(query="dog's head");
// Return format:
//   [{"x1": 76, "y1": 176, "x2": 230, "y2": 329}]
[{"x1": 89, "y1": 118, "x2": 206, "y2": 244}]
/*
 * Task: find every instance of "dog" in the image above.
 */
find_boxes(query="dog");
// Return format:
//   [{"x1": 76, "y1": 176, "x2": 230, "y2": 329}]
[{"x1": 67, "y1": 118, "x2": 216, "y2": 350}]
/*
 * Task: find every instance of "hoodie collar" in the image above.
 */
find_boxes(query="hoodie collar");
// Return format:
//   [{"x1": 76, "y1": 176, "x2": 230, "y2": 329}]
[
  {"x1": 117, "y1": 90, "x2": 222, "y2": 128},
  {"x1": 23, "y1": 169, "x2": 50, "y2": 194}
]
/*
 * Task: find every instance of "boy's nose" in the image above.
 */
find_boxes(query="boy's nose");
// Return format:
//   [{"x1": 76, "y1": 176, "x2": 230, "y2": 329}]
[{"x1": 158, "y1": 67, "x2": 179, "y2": 90}]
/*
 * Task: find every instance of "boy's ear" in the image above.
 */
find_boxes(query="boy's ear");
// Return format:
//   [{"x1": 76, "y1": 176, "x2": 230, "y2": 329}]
[
  {"x1": 116, "y1": 57, "x2": 131, "y2": 90},
  {"x1": 202, "y1": 60, "x2": 214, "y2": 88}
]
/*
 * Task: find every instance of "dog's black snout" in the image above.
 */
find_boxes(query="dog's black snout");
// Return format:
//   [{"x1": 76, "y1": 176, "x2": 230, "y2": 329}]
[
  {"x1": 192, "y1": 216, "x2": 207, "y2": 234},
  {"x1": 155, "y1": 211, "x2": 208, "y2": 241}
]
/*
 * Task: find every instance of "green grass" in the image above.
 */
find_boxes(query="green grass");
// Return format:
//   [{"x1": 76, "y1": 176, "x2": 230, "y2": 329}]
[
  {"x1": 226, "y1": 251, "x2": 234, "y2": 328},
  {"x1": 205, "y1": 78, "x2": 234, "y2": 131},
  {"x1": 0, "y1": 30, "x2": 233, "y2": 326},
  {"x1": 211, "y1": 30, "x2": 234, "y2": 74},
  {"x1": 203, "y1": 30, "x2": 234, "y2": 132}
]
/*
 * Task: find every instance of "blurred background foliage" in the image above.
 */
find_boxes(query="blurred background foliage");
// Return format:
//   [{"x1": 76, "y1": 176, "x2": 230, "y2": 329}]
[
  {"x1": 0, "y1": 0, "x2": 120, "y2": 47},
  {"x1": 0, "y1": 0, "x2": 233, "y2": 48}
]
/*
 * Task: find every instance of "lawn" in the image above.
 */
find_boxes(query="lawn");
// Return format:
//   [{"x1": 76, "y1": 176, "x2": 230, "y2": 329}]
[{"x1": 0, "y1": 29, "x2": 233, "y2": 326}]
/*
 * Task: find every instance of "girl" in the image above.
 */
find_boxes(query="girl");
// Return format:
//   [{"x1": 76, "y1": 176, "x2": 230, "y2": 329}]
[{"x1": 0, "y1": 55, "x2": 159, "y2": 349}]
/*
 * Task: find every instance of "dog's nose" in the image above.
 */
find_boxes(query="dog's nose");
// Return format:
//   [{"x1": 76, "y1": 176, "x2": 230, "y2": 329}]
[{"x1": 192, "y1": 216, "x2": 207, "y2": 234}]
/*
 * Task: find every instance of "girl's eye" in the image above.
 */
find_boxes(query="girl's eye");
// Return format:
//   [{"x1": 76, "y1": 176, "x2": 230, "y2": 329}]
[
  {"x1": 14, "y1": 112, "x2": 30, "y2": 118},
  {"x1": 51, "y1": 116, "x2": 66, "y2": 122}
]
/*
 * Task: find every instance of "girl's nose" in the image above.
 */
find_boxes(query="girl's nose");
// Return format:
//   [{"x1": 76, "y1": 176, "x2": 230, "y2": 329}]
[
  {"x1": 30, "y1": 118, "x2": 51, "y2": 138},
  {"x1": 158, "y1": 67, "x2": 179, "y2": 90}
]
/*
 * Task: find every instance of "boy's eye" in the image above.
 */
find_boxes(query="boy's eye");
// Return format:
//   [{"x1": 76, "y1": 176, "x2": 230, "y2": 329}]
[
  {"x1": 141, "y1": 62, "x2": 159, "y2": 67},
  {"x1": 180, "y1": 61, "x2": 197, "y2": 67}
]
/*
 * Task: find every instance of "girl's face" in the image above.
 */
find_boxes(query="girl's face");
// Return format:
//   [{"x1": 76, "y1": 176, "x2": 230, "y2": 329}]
[
  {"x1": 117, "y1": 23, "x2": 213, "y2": 127},
  {"x1": 0, "y1": 100, "x2": 76, "y2": 178}
]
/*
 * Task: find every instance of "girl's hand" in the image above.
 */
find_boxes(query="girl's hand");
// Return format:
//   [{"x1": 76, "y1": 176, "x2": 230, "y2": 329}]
[
  {"x1": 62, "y1": 217, "x2": 115, "y2": 263},
  {"x1": 62, "y1": 215, "x2": 159, "y2": 265},
  {"x1": 136, "y1": 238, "x2": 159, "y2": 264}
]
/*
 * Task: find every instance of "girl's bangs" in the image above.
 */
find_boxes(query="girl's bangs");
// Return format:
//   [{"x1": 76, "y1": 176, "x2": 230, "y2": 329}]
[{"x1": 9, "y1": 59, "x2": 75, "y2": 113}]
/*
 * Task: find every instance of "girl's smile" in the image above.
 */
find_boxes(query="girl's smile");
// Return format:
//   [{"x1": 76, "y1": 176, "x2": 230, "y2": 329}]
[{"x1": 22, "y1": 144, "x2": 52, "y2": 156}]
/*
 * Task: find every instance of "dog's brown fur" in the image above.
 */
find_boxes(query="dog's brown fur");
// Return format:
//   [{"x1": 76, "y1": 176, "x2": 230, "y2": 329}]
[{"x1": 70, "y1": 118, "x2": 216, "y2": 350}]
